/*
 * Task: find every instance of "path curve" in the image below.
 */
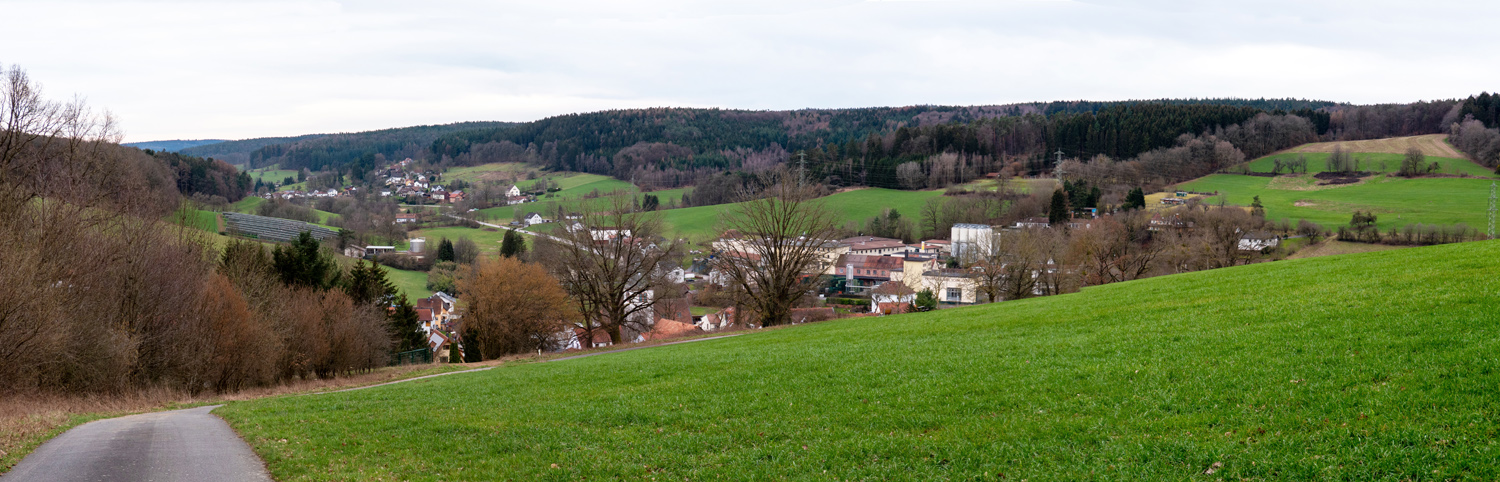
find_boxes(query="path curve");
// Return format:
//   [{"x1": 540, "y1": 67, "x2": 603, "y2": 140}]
[
  {"x1": 3, "y1": 405, "x2": 270, "y2": 482},
  {"x1": 551, "y1": 334, "x2": 741, "y2": 361}
]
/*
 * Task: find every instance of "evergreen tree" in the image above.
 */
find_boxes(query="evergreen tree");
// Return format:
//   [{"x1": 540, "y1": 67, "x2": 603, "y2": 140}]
[
  {"x1": 271, "y1": 231, "x2": 340, "y2": 289},
  {"x1": 436, "y1": 237, "x2": 456, "y2": 262},
  {"x1": 499, "y1": 229, "x2": 527, "y2": 258},
  {"x1": 1048, "y1": 189, "x2": 1069, "y2": 226},
  {"x1": 1123, "y1": 187, "x2": 1147, "y2": 210},
  {"x1": 345, "y1": 260, "x2": 398, "y2": 306},
  {"x1": 914, "y1": 289, "x2": 938, "y2": 312},
  {"x1": 1250, "y1": 195, "x2": 1265, "y2": 218},
  {"x1": 641, "y1": 194, "x2": 659, "y2": 211},
  {"x1": 388, "y1": 294, "x2": 426, "y2": 352}
]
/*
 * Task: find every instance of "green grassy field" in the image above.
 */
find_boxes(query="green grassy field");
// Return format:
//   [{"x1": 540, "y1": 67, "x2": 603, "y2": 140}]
[
  {"x1": 248, "y1": 169, "x2": 298, "y2": 184},
  {"x1": 381, "y1": 266, "x2": 432, "y2": 300},
  {"x1": 660, "y1": 188, "x2": 945, "y2": 241},
  {"x1": 218, "y1": 240, "x2": 1500, "y2": 480},
  {"x1": 1247, "y1": 152, "x2": 1497, "y2": 178},
  {"x1": 445, "y1": 162, "x2": 529, "y2": 184},
  {"x1": 410, "y1": 226, "x2": 509, "y2": 255},
  {"x1": 231, "y1": 196, "x2": 266, "y2": 213},
  {"x1": 173, "y1": 207, "x2": 221, "y2": 232},
  {"x1": 1175, "y1": 174, "x2": 1494, "y2": 230}
]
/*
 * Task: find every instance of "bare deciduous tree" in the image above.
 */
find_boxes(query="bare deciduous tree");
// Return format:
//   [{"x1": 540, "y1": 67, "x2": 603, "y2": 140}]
[
  {"x1": 540, "y1": 194, "x2": 682, "y2": 344},
  {"x1": 712, "y1": 170, "x2": 840, "y2": 327}
]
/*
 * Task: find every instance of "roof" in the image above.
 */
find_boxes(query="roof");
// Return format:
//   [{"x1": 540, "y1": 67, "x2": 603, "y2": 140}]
[
  {"x1": 642, "y1": 318, "x2": 703, "y2": 341},
  {"x1": 871, "y1": 280, "x2": 916, "y2": 296},
  {"x1": 844, "y1": 237, "x2": 909, "y2": 252},
  {"x1": 924, "y1": 268, "x2": 977, "y2": 278},
  {"x1": 952, "y1": 223, "x2": 993, "y2": 229},
  {"x1": 416, "y1": 308, "x2": 433, "y2": 322},
  {"x1": 836, "y1": 254, "x2": 905, "y2": 270}
]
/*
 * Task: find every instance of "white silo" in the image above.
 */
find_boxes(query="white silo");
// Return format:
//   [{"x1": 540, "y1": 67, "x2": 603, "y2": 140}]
[{"x1": 410, "y1": 237, "x2": 426, "y2": 254}]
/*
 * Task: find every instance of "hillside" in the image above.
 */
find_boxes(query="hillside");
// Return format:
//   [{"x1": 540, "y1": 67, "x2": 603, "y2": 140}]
[
  {"x1": 122, "y1": 139, "x2": 226, "y2": 152},
  {"x1": 217, "y1": 240, "x2": 1500, "y2": 480},
  {"x1": 179, "y1": 121, "x2": 514, "y2": 168},
  {"x1": 1173, "y1": 135, "x2": 1497, "y2": 230},
  {"x1": 1279, "y1": 134, "x2": 1463, "y2": 158}
]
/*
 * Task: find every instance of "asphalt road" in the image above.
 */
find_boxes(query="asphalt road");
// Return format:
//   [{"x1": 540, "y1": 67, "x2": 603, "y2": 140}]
[{"x1": 3, "y1": 405, "x2": 270, "y2": 482}]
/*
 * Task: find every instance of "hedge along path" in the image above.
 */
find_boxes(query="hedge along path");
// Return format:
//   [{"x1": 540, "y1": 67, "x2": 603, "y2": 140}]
[{"x1": 1287, "y1": 134, "x2": 1463, "y2": 158}]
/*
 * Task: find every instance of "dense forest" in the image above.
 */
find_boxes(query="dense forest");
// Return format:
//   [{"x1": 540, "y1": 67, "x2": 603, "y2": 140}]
[
  {"x1": 167, "y1": 95, "x2": 1487, "y2": 194},
  {"x1": 182, "y1": 121, "x2": 515, "y2": 170},
  {"x1": 148, "y1": 149, "x2": 253, "y2": 203}
]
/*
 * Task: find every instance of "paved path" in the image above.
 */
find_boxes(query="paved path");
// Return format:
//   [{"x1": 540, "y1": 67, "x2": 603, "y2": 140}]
[
  {"x1": 3, "y1": 405, "x2": 270, "y2": 482},
  {"x1": 551, "y1": 334, "x2": 741, "y2": 361},
  {"x1": 317, "y1": 366, "x2": 497, "y2": 394}
]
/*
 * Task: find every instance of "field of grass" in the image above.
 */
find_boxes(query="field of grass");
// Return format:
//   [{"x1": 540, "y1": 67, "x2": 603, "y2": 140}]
[
  {"x1": 661, "y1": 188, "x2": 945, "y2": 241},
  {"x1": 410, "y1": 226, "x2": 509, "y2": 255},
  {"x1": 231, "y1": 196, "x2": 266, "y2": 213},
  {"x1": 1287, "y1": 239, "x2": 1406, "y2": 260},
  {"x1": 1246, "y1": 152, "x2": 1496, "y2": 178},
  {"x1": 1282, "y1": 134, "x2": 1464, "y2": 158},
  {"x1": 1175, "y1": 173, "x2": 1495, "y2": 230},
  {"x1": 381, "y1": 266, "x2": 432, "y2": 300},
  {"x1": 173, "y1": 207, "x2": 221, "y2": 232},
  {"x1": 248, "y1": 169, "x2": 298, "y2": 184},
  {"x1": 219, "y1": 240, "x2": 1500, "y2": 480},
  {"x1": 445, "y1": 162, "x2": 529, "y2": 184}
]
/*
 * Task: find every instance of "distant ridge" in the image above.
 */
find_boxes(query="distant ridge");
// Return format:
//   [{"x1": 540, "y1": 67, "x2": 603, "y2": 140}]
[{"x1": 123, "y1": 139, "x2": 227, "y2": 152}]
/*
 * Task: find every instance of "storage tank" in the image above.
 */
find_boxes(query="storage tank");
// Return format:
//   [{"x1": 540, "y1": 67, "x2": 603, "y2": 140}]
[{"x1": 410, "y1": 237, "x2": 426, "y2": 254}]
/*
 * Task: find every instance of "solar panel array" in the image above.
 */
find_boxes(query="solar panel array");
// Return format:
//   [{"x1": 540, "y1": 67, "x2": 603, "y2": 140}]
[{"x1": 223, "y1": 212, "x2": 337, "y2": 243}]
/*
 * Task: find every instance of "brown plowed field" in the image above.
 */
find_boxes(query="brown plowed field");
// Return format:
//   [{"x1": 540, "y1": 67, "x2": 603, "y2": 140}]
[{"x1": 1289, "y1": 134, "x2": 1463, "y2": 158}]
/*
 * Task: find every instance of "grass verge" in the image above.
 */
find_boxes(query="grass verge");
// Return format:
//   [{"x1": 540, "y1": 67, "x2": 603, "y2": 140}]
[{"x1": 218, "y1": 240, "x2": 1500, "y2": 480}]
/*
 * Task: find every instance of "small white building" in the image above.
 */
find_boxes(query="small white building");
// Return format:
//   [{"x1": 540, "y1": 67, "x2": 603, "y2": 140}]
[
  {"x1": 524, "y1": 212, "x2": 547, "y2": 225},
  {"x1": 506, "y1": 185, "x2": 522, "y2": 197}
]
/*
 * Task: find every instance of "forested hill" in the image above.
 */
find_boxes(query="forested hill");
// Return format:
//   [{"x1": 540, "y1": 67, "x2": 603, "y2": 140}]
[
  {"x1": 181, "y1": 121, "x2": 515, "y2": 169},
  {"x1": 425, "y1": 98, "x2": 1385, "y2": 188},
  {"x1": 122, "y1": 139, "x2": 226, "y2": 152}
]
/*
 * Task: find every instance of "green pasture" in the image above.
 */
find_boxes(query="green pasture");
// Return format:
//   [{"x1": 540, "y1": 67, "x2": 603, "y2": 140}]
[
  {"x1": 1175, "y1": 174, "x2": 1496, "y2": 230},
  {"x1": 444, "y1": 162, "x2": 529, "y2": 184},
  {"x1": 220, "y1": 240, "x2": 1500, "y2": 480},
  {"x1": 1247, "y1": 152, "x2": 1497, "y2": 178},
  {"x1": 409, "y1": 226, "x2": 510, "y2": 256},
  {"x1": 248, "y1": 169, "x2": 299, "y2": 184},
  {"x1": 381, "y1": 266, "x2": 432, "y2": 300},
  {"x1": 660, "y1": 188, "x2": 945, "y2": 241}
]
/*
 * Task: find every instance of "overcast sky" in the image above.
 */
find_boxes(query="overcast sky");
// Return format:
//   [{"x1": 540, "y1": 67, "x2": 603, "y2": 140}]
[{"x1": 5, "y1": 0, "x2": 1498, "y2": 142}]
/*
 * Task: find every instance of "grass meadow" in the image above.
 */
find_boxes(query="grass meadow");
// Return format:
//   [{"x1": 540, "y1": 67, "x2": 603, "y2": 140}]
[
  {"x1": 661, "y1": 188, "x2": 944, "y2": 241},
  {"x1": 1175, "y1": 174, "x2": 1495, "y2": 230},
  {"x1": 1246, "y1": 152, "x2": 1496, "y2": 178},
  {"x1": 218, "y1": 240, "x2": 1500, "y2": 480},
  {"x1": 381, "y1": 265, "x2": 432, "y2": 300}
]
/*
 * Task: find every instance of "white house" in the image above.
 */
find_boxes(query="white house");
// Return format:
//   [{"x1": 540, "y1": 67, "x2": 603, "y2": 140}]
[
  {"x1": 506, "y1": 185, "x2": 522, "y2": 197},
  {"x1": 869, "y1": 280, "x2": 917, "y2": 314},
  {"x1": 1238, "y1": 232, "x2": 1280, "y2": 251},
  {"x1": 524, "y1": 212, "x2": 547, "y2": 225}
]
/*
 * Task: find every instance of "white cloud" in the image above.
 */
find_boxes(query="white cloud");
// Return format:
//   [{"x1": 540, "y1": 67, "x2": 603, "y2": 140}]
[{"x1": 2, "y1": 0, "x2": 1497, "y2": 142}]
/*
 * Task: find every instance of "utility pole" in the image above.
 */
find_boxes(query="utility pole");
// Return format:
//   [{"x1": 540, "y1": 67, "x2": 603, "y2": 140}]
[
  {"x1": 798, "y1": 152, "x2": 807, "y2": 188},
  {"x1": 1055, "y1": 149, "x2": 1064, "y2": 165},
  {"x1": 1489, "y1": 181, "x2": 1496, "y2": 240}
]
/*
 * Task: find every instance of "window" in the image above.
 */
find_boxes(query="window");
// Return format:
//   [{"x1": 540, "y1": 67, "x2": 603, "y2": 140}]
[{"x1": 946, "y1": 287, "x2": 962, "y2": 301}]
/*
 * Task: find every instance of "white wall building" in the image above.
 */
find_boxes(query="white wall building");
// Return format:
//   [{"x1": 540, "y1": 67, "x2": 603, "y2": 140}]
[{"x1": 951, "y1": 224, "x2": 995, "y2": 262}]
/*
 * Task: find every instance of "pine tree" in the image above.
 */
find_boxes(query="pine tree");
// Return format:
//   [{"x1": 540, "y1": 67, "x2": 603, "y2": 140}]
[
  {"x1": 271, "y1": 231, "x2": 340, "y2": 289},
  {"x1": 1048, "y1": 189, "x2": 1069, "y2": 226},
  {"x1": 389, "y1": 294, "x2": 426, "y2": 352},
  {"x1": 1123, "y1": 187, "x2": 1147, "y2": 210},
  {"x1": 1250, "y1": 195, "x2": 1265, "y2": 218},
  {"x1": 345, "y1": 260, "x2": 398, "y2": 306},
  {"x1": 499, "y1": 230, "x2": 527, "y2": 258},
  {"x1": 437, "y1": 237, "x2": 455, "y2": 262}
]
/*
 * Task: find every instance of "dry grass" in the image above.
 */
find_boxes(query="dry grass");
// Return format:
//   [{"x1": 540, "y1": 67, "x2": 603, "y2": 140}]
[
  {"x1": 1289, "y1": 134, "x2": 1463, "y2": 158},
  {"x1": 0, "y1": 359, "x2": 506, "y2": 474},
  {"x1": 1287, "y1": 239, "x2": 1406, "y2": 259}
]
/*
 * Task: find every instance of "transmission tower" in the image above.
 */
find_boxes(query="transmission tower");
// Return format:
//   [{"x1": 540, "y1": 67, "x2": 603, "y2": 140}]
[
  {"x1": 798, "y1": 152, "x2": 807, "y2": 188},
  {"x1": 1489, "y1": 181, "x2": 1496, "y2": 240}
]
